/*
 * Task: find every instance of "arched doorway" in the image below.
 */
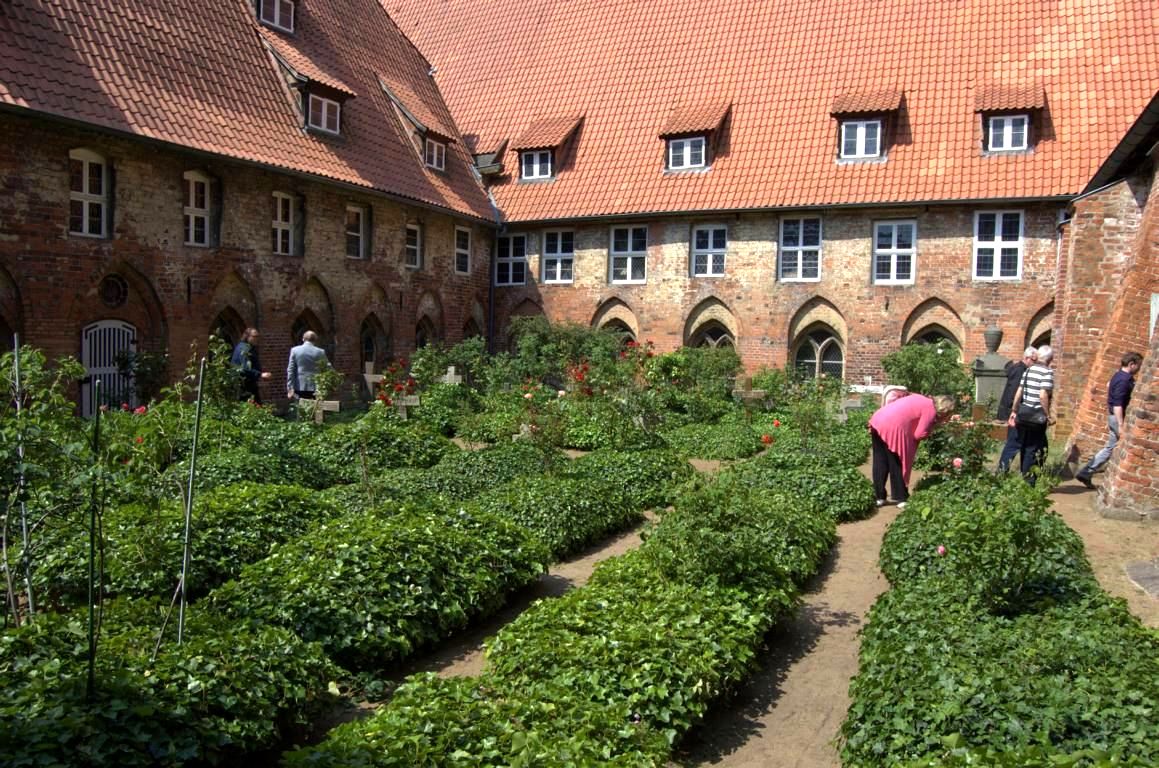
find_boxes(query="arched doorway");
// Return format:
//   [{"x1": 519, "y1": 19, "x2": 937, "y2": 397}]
[{"x1": 80, "y1": 320, "x2": 137, "y2": 416}]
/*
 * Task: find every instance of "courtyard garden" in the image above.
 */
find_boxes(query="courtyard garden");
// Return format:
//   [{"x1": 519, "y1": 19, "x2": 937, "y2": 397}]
[{"x1": 1, "y1": 320, "x2": 1155, "y2": 767}]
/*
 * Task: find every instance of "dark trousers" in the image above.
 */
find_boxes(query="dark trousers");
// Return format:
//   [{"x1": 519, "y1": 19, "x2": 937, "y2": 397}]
[
  {"x1": 997, "y1": 426, "x2": 1021, "y2": 472},
  {"x1": 871, "y1": 429, "x2": 907, "y2": 502},
  {"x1": 240, "y1": 379, "x2": 262, "y2": 405},
  {"x1": 1017, "y1": 423, "x2": 1049, "y2": 485}
]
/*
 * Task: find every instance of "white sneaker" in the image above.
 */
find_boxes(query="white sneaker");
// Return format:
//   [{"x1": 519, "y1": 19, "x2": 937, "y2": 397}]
[
  {"x1": 896, "y1": 501, "x2": 907, "y2": 510},
  {"x1": 875, "y1": 499, "x2": 886, "y2": 508}
]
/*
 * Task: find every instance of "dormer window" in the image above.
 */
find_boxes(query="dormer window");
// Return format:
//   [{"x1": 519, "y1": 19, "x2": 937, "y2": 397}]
[
  {"x1": 840, "y1": 120, "x2": 881, "y2": 159},
  {"x1": 425, "y1": 138, "x2": 446, "y2": 170},
  {"x1": 667, "y1": 136, "x2": 706, "y2": 170},
  {"x1": 259, "y1": 0, "x2": 295, "y2": 33},
  {"x1": 308, "y1": 94, "x2": 341, "y2": 134},
  {"x1": 520, "y1": 150, "x2": 553, "y2": 180},
  {"x1": 987, "y1": 114, "x2": 1028, "y2": 152}
]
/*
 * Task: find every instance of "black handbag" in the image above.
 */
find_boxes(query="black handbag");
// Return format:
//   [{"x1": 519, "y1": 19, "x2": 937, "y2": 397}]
[{"x1": 1014, "y1": 370, "x2": 1048, "y2": 427}]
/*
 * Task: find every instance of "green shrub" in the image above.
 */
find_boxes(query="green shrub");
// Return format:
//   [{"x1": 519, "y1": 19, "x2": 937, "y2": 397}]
[
  {"x1": 302, "y1": 405, "x2": 452, "y2": 482},
  {"x1": 376, "y1": 441, "x2": 568, "y2": 503},
  {"x1": 554, "y1": 395, "x2": 664, "y2": 450},
  {"x1": 469, "y1": 475, "x2": 639, "y2": 560},
  {"x1": 899, "y1": 743, "x2": 1159, "y2": 767},
  {"x1": 879, "y1": 474, "x2": 1092, "y2": 612},
  {"x1": 660, "y1": 421, "x2": 762, "y2": 460},
  {"x1": 880, "y1": 340, "x2": 973, "y2": 399},
  {"x1": 283, "y1": 674, "x2": 669, "y2": 767},
  {"x1": 413, "y1": 382, "x2": 481, "y2": 436},
  {"x1": 455, "y1": 391, "x2": 526, "y2": 443},
  {"x1": 164, "y1": 446, "x2": 334, "y2": 491},
  {"x1": 729, "y1": 461, "x2": 875, "y2": 523},
  {"x1": 211, "y1": 505, "x2": 548, "y2": 668},
  {"x1": 0, "y1": 601, "x2": 336, "y2": 767},
  {"x1": 562, "y1": 448, "x2": 693, "y2": 511}
]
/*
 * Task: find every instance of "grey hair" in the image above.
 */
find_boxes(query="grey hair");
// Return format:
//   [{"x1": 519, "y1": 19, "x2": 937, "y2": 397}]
[
  {"x1": 303, "y1": 330, "x2": 319, "y2": 343},
  {"x1": 1023, "y1": 346, "x2": 1038, "y2": 359},
  {"x1": 1036, "y1": 344, "x2": 1053, "y2": 364}
]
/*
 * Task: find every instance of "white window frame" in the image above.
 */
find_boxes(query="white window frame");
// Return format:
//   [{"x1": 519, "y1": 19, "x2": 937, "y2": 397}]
[
  {"x1": 182, "y1": 171, "x2": 211, "y2": 247},
  {"x1": 872, "y1": 220, "x2": 916, "y2": 284},
  {"x1": 425, "y1": 138, "x2": 446, "y2": 170},
  {"x1": 987, "y1": 114, "x2": 1029, "y2": 152},
  {"x1": 973, "y1": 210, "x2": 1023, "y2": 280},
  {"x1": 68, "y1": 148, "x2": 108, "y2": 238},
  {"x1": 840, "y1": 119, "x2": 882, "y2": 159},
  {"x1": 308, "y1": 94, "x2": 341, "y2": 134},
  {"x1": 609, "y1": 225, "x2": 648, "y2": 285},
  {"x1": 345, "y1": 205, "x2": 367, "y2": 259},
  {"x1": 691, "y1": 224, "x2": 727, "y2": 277},
  {"x1": 495, "y1": 234, "x2": 527, "y2": 286},
  {"x1": 779, "y1": 217, "x2": 822, "y2": 282},
  {"x1": 667, "y1": 136, "x2": 706, "y2": 170},
  {"x1": 454, "y1": 226, "x2": 471, "y2": 274},
  {"x1": 259, "y1": 0, "x2": 295, "y2": 32},
  {"x1": 542, "y1": 229, "x2": 575, "y2": 284},
  {"x1": 271, "y1": 192, "x2": 294, "y2": 255},
  {"x1": 520, "y1": 150, "x2": 553, "y2": 180},
  {"x1": 405, "y1": 223, "x2": 423, "y2": 269}
]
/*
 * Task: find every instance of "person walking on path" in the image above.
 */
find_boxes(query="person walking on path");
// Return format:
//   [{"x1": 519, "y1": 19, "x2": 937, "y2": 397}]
[
  {"x1": 997, "y1": 346, "x2": 1038, "y2": 471},
  {"x1": 1075, "y1": 351, "x2": 1144, "y2": 488},
  {"x1": 230, "y1": 327, "x2": 271, "y2": 404},
  {"x1": 1007, "y1": 344, "x2": 1055, "y2": 484},
  {"x1": 286, "y1": 330, "x2": 329, "y2": 400},
  {"x1": 868, "y1": 393, "x2": 955, "y2": 508}
]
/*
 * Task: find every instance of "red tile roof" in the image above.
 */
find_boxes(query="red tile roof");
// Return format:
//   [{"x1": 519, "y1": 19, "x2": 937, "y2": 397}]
[
  {"x1": 0, "y1": 0, "x2": 493, "y2": 221},
  {"x1": 659, "y1": 102, "x2": 731, "y2": 137},
  {"x1": 974, "y1": 83, "x2": 1047, "y2": 112},
  {"x1": 384, "y1": 0, "x2": 1159, "y2": 223},
  {"x1": 512, "y1": 115, "x2": 583, "y2": 150},
  {"x1": 831, "y1": 90, "x2": 904, "y2": 116}
]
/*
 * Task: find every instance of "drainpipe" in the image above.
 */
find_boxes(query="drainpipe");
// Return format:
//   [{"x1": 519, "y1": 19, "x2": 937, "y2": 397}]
[{"x1": 486, "y1": 187, "x2": 503, "y2": 355}]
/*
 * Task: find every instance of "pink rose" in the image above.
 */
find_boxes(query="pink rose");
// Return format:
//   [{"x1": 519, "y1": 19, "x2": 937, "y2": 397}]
[
  {"x1": 134, "y1": 405, "x2": 147, "y2": 415},
  {"x1": 772, "y1": 419, "x2": 781, "y2": 428},
  {"x1": 524, "y1": 392, "x2": 534, "y2": 399},
  {"x1": 952, "y1": 457, "x2": 963, "y2": 469},
  {"x1": 937, "y1": 545, "x2": 947, "y2": 556},
  {"x1": 950, "y1": 414, "x2": 961, "y2": 422}
]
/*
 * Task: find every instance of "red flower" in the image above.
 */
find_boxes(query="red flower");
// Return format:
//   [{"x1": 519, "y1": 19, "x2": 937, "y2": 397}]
[
  {"x1": 134, "y1": 436, "x2": 144, "y2": 444},
  {"x1": 772, "y1": 419, "x2": 781, "y2": 428},
  {"x1": 133, "y1": 405, "x2": 147, "y2": 415},
  {"x1": 399, "y1": 359, "x2": 409, "y2": 368},
  {"x1": 761, "y1": 434, "x2": 773, "y2": 445},
  {"x1": 121, "y1": 403, "x2": 130, "y2": 411},
  {"x1": 394, "y1": 383, "x2": 405, "y2": 392},
  {"x1": 574, "y1": 372, "x2": 585, "y2": 382}
]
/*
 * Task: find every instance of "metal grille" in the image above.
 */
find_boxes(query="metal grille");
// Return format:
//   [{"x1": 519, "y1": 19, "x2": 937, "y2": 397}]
[{"x1": 81, "y1": 320, "x2": 136, "y2": 417}]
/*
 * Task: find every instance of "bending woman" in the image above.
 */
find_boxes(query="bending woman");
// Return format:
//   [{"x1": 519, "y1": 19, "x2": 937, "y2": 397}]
[{"x1": 868, "y1": 393, "x2": 956, "y2": 507}]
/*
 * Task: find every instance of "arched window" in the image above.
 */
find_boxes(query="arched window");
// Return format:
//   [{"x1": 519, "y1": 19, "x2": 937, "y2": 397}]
[
  {"x1": 211, "y1": 308, "x2": 246, "y2": 349},
  {"x1": 360, "y1": 316, "x2": 389, "y2": 372},
  {"x1": 69, "y1": 149, "x2": 110, "y2": 238},
  {"x1": 600, "y1": 319, "x2": 636, "y2": 343},
  {"x1": 689, "y1": 321, "x2": 735, "y2": 348},
  {"x1": 794, "y1": 329, "x2": 844, "y2": 379},
  {"x1": 0, "y1": 316, "x2": 13, "y2": 353},
  {"x1": 415, "y1": 317, "x2": 438, "y2": 349},
  {"x1": 463, "y1": 318, "x2": 482, "y2": 339}
]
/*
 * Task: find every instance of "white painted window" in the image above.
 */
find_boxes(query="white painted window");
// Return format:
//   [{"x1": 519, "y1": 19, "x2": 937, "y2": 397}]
[
  {"x1": 840, "y1": 120, "x2": 881, "y2": 159},
  {"x1": 455, "y1": 226, "x2": 471, "y2": 274},
  {"x1": 271, "y1": 192, "x2": 293, "y2": 255},
  {"x1": 425, "y1": 138, "x2": 446, "y2": 170},
  {"x1": 691, "y1": 225, "x2": 727, "y2": 277},
  {"x1": 520, "y1": 150, "x2": 553, "y2": 180},
  {"x1": 308, "y1": 95, "x2": 341, "y2": 134},
  {"x1": 182, "y1": 171, "x2": 211, "y2": 246},
  {"x1": 873, "y1": 220, "x2": 915, "y2": 284},
  {"x1": 345, "y1": 205, "x2": 367, "y2": 259},
  {"x1": 987, "y1": 115, "x2": 1028, "y2": 152},
  {"x1": 259, "y1": 0, "x2": 295, "y2": 32},
  {"x1": 68, "y1": 149, "x2": 108, "y2": 238},
  {"x1": 779, "y1": 217, "x2": 822, "y2": 281},
  {"x1": 543, "y1": 230, "x2": 574, "y2": 283},
  {"x1": 610, "y1": 225, "x2": 647, "y2": 284},
  {"x1": 495, "y1": 234, "x2": 527, "y2": 286},
  {"x1": 667, "y1": 136, "x2": 706, "y2": 170},
  {"x1": 973, "y1": 210, "x2": 1023, "y2": 280},
  {"x1": 405, "y1": 223, "x2": 423, "y2": 268}
]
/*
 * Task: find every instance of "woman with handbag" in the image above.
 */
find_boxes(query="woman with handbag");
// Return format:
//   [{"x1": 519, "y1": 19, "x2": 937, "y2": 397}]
[{"x1": 1006, "y1": 344, "x2": 1055, "y2": 484}]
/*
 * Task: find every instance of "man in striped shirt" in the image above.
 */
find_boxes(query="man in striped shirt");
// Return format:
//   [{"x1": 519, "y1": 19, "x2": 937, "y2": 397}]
[{"x1": 1006, "y1": 344, "x2": 1055, "y2": 484}]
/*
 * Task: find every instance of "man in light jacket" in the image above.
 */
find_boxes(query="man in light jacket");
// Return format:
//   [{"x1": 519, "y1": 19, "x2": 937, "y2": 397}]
[{"x1": 286, "y1": 330, "x2": 329, "y2": 400}]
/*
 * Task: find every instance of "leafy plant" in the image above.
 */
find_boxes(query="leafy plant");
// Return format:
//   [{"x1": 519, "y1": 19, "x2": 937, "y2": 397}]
[
  {"x1": 562, "y1": 448, "x2": 693, "y2": 511},
  {"x1": 880, "y1": 340, "x2": 973, "y2": 399}
]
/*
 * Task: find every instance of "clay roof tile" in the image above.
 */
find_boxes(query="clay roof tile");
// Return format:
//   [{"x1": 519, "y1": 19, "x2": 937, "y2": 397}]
[
  {"x1": 975, "y1": 84, "x2": 1047, "y2": 112},
  {"x1": 831, "y1": 90, "x2": 904, "y2": 115},
  {"x1": 511, "y1": 115, "x2": 584, "y2": 150},
  {"x1": 659, "y1": 102, "x2": 731, "y2": 137}
]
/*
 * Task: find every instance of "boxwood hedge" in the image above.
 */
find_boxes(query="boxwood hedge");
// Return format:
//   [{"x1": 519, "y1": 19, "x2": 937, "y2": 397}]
[{"x1": 561, "y1": 448, "x2": 693, "y2": 511}]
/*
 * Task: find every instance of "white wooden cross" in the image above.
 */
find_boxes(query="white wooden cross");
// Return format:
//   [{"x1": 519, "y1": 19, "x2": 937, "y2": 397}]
[
  {"x1": 362, "y1": 362, "x2": 385, "y2": 398},
  {"x1": 394, "y1": 394, "x2": 421, "y2": 420},
  {"x1": 311, "y1": 399, "x2": 341, "y2": 424},
  {"x1": 440, "y1": 365, "x2": 463, "y2": 385}
]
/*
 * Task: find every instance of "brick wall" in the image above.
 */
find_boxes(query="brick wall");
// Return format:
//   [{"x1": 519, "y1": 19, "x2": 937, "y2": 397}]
[
  {"x1": 493, "y1": 204, "x2": 1060, "y2": 385},
  {"x1": 0, "y1": 112, "x2": 494, "y2": 407}
]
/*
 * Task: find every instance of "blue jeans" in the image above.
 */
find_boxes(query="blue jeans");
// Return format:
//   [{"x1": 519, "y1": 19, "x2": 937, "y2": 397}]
[
  {"x1": 997, "y1": 426, "x2": 1022, "y2": 472},
  {"x1": 1078, "y1": 414, "x2": 1119, "y2": 478}
]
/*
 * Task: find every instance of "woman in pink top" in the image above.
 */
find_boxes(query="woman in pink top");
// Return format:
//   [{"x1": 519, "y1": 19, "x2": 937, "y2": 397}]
[{"x1": 868, "y1": 393, "x2": 955, "y2": 507}]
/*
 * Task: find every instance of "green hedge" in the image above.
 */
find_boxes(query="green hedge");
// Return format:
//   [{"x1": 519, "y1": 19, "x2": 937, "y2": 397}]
[
  {"x1": 660, "y1": 421, "x2": 763, "y2": 460},
  {"x1": 469, "y1": 475, "x2": 639, "y2": 560},
  {"x1": 301, "y1": 406, "x2": 453, "y2": 482},
  {"x1": 375, "y1": 441, "x2": 568, "y2": 503},
  {"x1": 0, "y1": 601, "x2": 336, "y2": 767},
  {"x1": 726, "y1": 460, "x2": 876, "y2": 523},
  {"x1": 562, "y1": 448, "x2": 693, "y2": 511},
  {"x1": 164, "y1": 446, "x2": 335, "y2": 492},
  {"x1": 210, "y1": 504, "x2": 548, "y2": 669}
]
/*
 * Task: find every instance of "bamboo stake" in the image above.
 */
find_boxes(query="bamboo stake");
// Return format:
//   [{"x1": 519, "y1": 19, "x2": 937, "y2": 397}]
[
  {"x1": 13, "y1": 336, "x2": 35, "y2": 618},
  {"x1": 177, "y1": 357, "x2": 206, "y2": 644},
  {"x1": 86, "y1": 379, "x2": 102, "y2": 699}
]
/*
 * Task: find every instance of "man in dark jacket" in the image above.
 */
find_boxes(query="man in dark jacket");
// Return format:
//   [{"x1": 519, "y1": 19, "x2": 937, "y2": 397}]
[
  {"x1": 230, "y1": 327, "x2": 271, "y2": 404},
  {"x1": 996, "y1": 346, "x2": 1037, "y2": 471},
  {"x1": 1075, "y1": 351, "x2": 1144, "y2": 488}
]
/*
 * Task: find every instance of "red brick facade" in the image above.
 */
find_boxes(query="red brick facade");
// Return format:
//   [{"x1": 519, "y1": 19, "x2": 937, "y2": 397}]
[{"x1": 0, "y1": 112, "x2": 493, "y2": 408}]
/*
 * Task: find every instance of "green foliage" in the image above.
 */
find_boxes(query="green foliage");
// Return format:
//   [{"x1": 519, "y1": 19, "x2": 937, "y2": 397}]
[
  {"x1": 562, "y1": 448, "x2": 693, "y2": 511},
  {"x1": 211, "y1": 504, "x2": 548, "y2": 669},
  {"x1": 660, "y1": 420, "x2": 763, "y2": 460},
  {"x1": 164, "y1": 446, "x2": 334, "y2": 492},
  {"x1": 283, "y1": 674, "x2": 669, "y2": 767},
  {"x1": 469, "y1": 475, "x2": 639, "y2": 560},
  {"x1": 899, "y1": 743, "x2": 1159, "y2": 767},
  {"x1": 553, "y1": 394, "x2": 664, "y2": 450},
  {"x1": 0, "y1": 600, "x2": 336, "y2": 767},
  {"x1": 456, "y1": 391, "x2": 527, "y2": 443},
  {"x1": 915, "y1": 413, "x2": 996, "y2": 473},
  {"x1": 879, "y1": 474, "x2": 1092, "y2": 613},
  {"x1": 505, "y1": 317, "x2": 626, "y2": 387},
  {"x1": 880, "y1": 340, "x2": 973, "y2": 398},
  {"x1": 378, "y1": 442, "x2": 568, "y2": 503},
  {"x1": 413, "y1": 381, "x2": 480, "y2": 436},
  {"x1": 727, "y1": 460, "x2": 876, "y2": 523},
  {"x1": 645, "y1": 346, "x2": 741, "y2": 421},
  {"x1": 409, "y1": 336, "x2": 489, "y2": 390},
  {"x1": 302, "y1": 404, "x2": 453, "y2": 482}
]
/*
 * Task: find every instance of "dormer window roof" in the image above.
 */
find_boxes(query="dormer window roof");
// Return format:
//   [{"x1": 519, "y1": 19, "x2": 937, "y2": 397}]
[
  {"x1": 261, "y1": 31, "x2": 357, "y2": 98},
  {"x1": 259, "y1": 0, "x2": 296, "y2": 33},
  {"x1": 658, "y1": 101, "x2": 731, "y2": 139},
  {"x1": 511, "y1": 115, "x2": 583, "y2": 153},
  {"x1": 975, "y1": 84, "x2": 1045, "y2": 153},
  {"x1": 378, "y1": 76, "x2": 458, "y2": 168},
  {"x1": 974, "y1": 84, "x2": 1046, "y2": 113},
  {"x1": 830, "y1": 89, "x2": 904, "y2": 117},
  {"x1": 830, "y1": 90, "x2": 904, "y2": 161}
]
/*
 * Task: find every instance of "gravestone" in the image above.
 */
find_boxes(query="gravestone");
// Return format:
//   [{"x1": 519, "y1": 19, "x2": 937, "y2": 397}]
[
  {"x1": 362, "y1": 362, "x2": 384, "y2": 398},
  {"x1": 310, "y1": 399, "x2": 341, "y2": 425},
  {"x1": 440, "y1": 365, "x2": 463, "y2": 385},
  {"x1": 394, "y1": 394, "x2": 421, "y2": 420}
]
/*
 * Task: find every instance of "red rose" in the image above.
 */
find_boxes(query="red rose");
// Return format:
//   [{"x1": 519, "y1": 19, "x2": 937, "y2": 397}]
[
  {"x1": 135, "y1": 436, "x2": 144, "y2": 444},
  {"x1": 761, "y1": 434, "x2": 773, "y2": 445},
  {"x1": 134, "y1": 405, "x2": 147, "y2": 415},
  {"x1": 773, "y1": 419, "x2": 781, "y2": 428}
]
